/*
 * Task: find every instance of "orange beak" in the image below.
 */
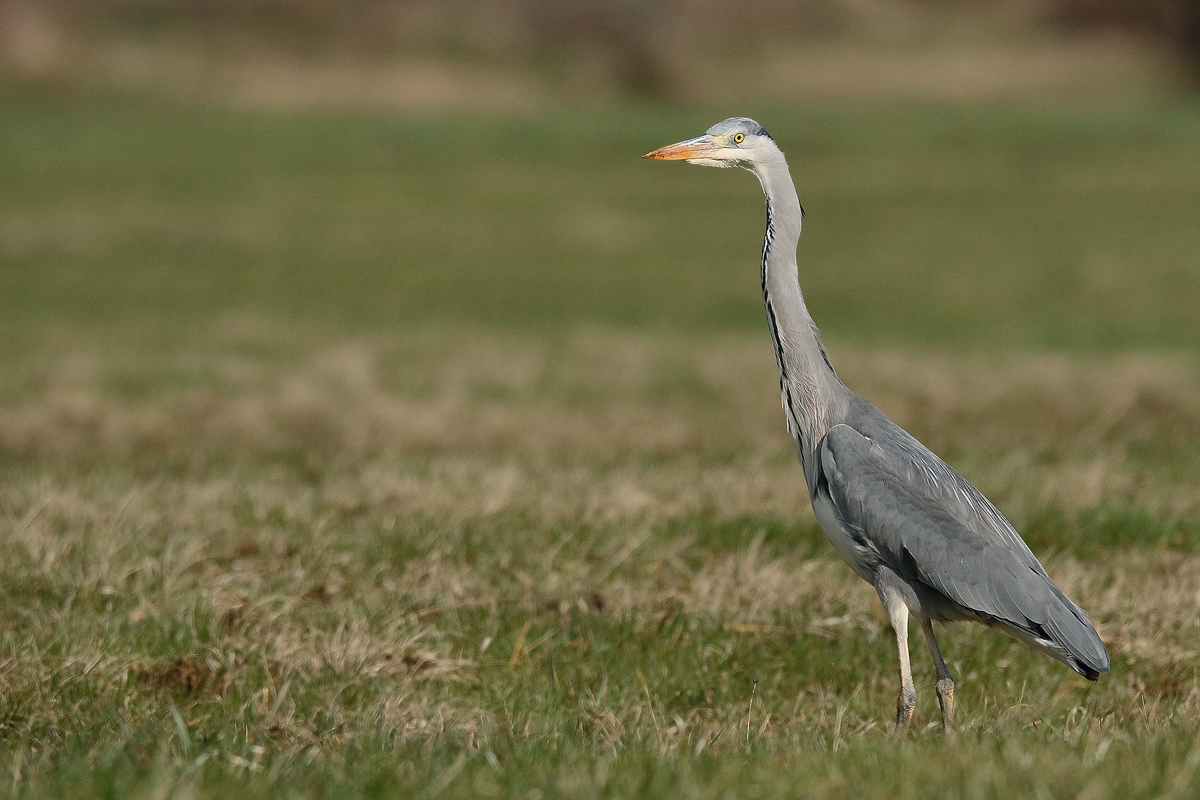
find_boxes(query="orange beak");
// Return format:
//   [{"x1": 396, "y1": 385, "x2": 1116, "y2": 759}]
[{"x1": 642, "y1": 134, "x2": 721, "y2": 161}]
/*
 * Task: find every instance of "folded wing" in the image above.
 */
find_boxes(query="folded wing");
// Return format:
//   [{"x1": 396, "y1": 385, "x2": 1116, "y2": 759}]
[{"x1": 816, "y1": 419, "x2": 1109, "y2": 679}]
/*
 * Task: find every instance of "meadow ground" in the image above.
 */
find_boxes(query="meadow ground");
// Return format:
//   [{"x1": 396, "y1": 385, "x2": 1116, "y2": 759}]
[{"x1": 1, "y1": 84, "x2": 1200, "y2": 797}]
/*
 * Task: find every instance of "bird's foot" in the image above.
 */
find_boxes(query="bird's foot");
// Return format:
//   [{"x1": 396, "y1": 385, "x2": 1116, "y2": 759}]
[
  {"x1": 935, "y1": 677, "x2": 955, "y2": 734},
  {"x1": 894, "y1": 687, "x2": 916, "y2": 732}
]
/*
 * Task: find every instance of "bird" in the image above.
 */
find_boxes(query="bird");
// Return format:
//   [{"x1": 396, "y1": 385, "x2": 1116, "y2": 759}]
[{"x1": 644, "y1": 118, "x2": 1109, "y2": 730}]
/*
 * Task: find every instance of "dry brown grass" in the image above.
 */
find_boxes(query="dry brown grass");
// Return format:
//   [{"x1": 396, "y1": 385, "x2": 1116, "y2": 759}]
[
  {"x1": 4, "y1": 322, "x2": 1199, "y2": 514},
  {"x1": 738, "y1": 34, "x2": 1179, "y2": 103},
  {"x1": 0, "y1": 323, "x2": 1196, "y2": 800},
  {"x1": 3, "y1": 325, "x2": 1198, "y2": 727},
  {"x1": 0, "y1": 2, "x2": 1179, "y2": 111}
]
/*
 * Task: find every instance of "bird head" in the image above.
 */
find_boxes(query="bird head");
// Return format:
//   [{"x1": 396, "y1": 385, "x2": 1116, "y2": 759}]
[{"x1": 643, "y1": 118, "x2": 775, "y2": 169}]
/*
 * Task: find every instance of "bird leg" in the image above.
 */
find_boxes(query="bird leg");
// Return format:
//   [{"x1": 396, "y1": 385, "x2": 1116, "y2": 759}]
[
  {"x1": 880, "y1": 589, "x2": 916, "y2": 730},
  {"x1": 921, "y1": 618, "x2": 955, "y2": 732}
]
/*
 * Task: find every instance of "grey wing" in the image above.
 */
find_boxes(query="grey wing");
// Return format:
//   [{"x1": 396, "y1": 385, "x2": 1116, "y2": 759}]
[{"x1": 815, "y1": 421, "x2": 1109, "y2": 679}]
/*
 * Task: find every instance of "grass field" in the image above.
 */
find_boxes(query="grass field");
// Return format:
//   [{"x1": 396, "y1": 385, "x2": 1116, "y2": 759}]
[{"x1": 2, "y1": 82, "x2": 1200, "y2": 797}]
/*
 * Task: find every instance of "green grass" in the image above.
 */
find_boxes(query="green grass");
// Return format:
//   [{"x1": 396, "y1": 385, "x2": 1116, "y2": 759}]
[
  {"x1": 1, "y1": 85, "x2": 1200, "y2": 797},
  {"x1": 2, "y1": 89, "x2": 1200, "y2": 344}
]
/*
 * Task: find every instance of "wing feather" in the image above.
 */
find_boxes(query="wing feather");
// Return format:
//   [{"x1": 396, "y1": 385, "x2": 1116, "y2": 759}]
[{"x1": 817, "y1": 420, "x2": 1109, "y2": 678}]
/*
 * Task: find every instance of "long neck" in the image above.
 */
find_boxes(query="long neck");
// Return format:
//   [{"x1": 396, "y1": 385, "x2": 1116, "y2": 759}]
[{"x1": 753, "y1": 147, "x2": 846, "y2": 478}]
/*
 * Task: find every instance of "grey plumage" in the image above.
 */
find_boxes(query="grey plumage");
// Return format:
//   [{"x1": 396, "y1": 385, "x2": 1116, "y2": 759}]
[{"x1": 645, "y1": 118, "x2": 1109, "y2": 728}]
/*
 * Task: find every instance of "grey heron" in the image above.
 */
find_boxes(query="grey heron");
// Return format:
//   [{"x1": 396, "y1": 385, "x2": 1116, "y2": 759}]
[{"x1": 644, "y1": 118, "x2": 1109, "y2": 729}]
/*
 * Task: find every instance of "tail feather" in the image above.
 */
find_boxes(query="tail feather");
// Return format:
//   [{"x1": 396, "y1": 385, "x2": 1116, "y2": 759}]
[
  {"x1": 1045, "y1": 589, "x2": 1109, "y2": 679},
  {"x1": 994, "y1": 586, "x2": 1109, "y2": 680}
]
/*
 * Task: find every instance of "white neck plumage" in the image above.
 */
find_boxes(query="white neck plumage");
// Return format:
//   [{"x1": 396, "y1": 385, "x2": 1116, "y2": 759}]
[{"x1": 750, "y1": 146, "x2": 847, "y2": 481}]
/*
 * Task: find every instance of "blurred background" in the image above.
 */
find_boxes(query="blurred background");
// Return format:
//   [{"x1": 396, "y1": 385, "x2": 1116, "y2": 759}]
[
  {"x1": 1, "y1": 0, "x2": 1199, "y2": 102},
  {"x1": 1, "y1": 1, "x2": 1200, "y2": 364}
]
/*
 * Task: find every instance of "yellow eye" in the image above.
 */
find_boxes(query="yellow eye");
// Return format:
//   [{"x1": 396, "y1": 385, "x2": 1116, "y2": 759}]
[{"x1": 733, "y1": 133, "x2": 745, "y2": 144}]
